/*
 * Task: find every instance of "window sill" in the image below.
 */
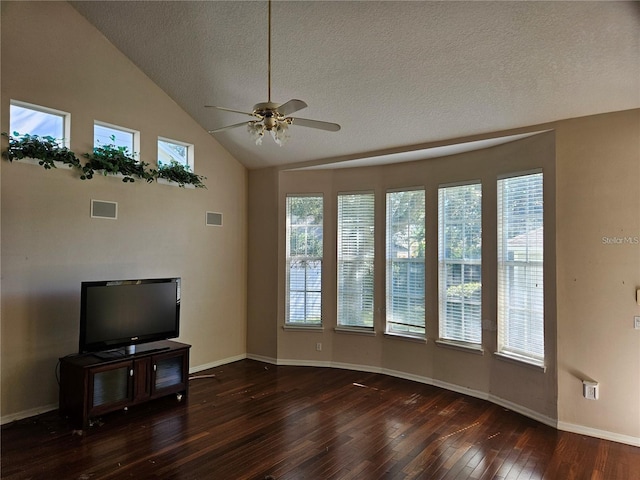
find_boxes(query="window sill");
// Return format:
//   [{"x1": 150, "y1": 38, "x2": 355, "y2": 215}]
[
  {"x1": 494, "y1": 351, "x2": 546, "y2": 372},
  {"x1": 383, "y1": 332, "x2": 427, "y2": 344},
  {"x1": 435, "y1": 339, "x2": 484, "y2": 355},
  {"x1": 157, "y1": 178, "x2": 196, "y2": 189},
  {"x1": 11, "y1": 157, "x2": 75, "y2": 168},
  {"x1": 282, "y1": 324, "x2": 324, "y2": 332},
  {"x1": 334, "y1": 326, "x2": 376, "y2": 337}
]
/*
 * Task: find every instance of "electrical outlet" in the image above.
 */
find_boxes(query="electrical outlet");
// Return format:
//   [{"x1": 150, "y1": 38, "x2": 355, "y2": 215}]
[
  {"x1": 316, "y1": 342, "x2": 322, "y2": 352},
  {"x1": 583, "y1": 380, "x2": 599, "y2": 400},
  {"x1": 635, "y1": 316, "x2": 640, "y2": 330}
]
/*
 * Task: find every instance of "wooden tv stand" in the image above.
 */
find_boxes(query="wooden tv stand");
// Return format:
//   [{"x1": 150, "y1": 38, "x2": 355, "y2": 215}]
[{"x1": 59, "y1": 340, "x2": 190, "y2": 430}]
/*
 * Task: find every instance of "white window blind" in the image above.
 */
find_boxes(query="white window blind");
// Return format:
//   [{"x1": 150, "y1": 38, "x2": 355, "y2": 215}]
[
  {"x1": 386, "y1": 189, "x2": 425, "y2": 336},
  {"x1": 438, "y1": 183, "x2": 482, "y2": 344},
  {"x1": 286, "y1": 195, "x2": 323, "y2": 325},
  {"x1": 337, "y1": 192, "x2": 375, "y2": 328},
  {"x1": 497, "y1": 173, "x2": 544, "y2": 363}
]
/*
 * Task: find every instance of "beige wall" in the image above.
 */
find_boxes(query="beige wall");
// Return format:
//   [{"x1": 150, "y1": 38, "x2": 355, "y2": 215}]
[
  {"x1": 555, "y1": 110, "x2": 640, "y2": 441},
  {"x1": 247, "y1": 167, "x2": 279, "y2": 359},
  {"x1": 1, "y1": 1, "x2": 247, "y2": 420},
  {"x1": 248, "y1": 110, "x2": 640, "y2": 444},
  {"x1": 2, "y1": 1, "x2": 638, "y2": 446},
  {"x1": 273, "y1": 132, "x2": 558, "y2": 420}
]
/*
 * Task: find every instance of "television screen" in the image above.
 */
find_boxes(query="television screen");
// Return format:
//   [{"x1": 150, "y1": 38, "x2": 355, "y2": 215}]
[{"x1": 79, "y1": 278, "x2": 180, "y2": 354}]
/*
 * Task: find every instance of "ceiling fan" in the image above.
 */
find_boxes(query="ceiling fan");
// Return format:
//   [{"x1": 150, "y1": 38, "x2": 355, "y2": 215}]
[{"x1": 206, "y1": 0, "x2": 341, "y2": 146}]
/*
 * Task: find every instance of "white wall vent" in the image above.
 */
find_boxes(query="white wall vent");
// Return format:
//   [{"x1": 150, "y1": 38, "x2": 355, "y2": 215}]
[
  {"x1": 91, "y1": 199, "x2": 118, "y2": 219},
  {"x1": 206, "y1": 211, "x2": 223, "y2": 227}
]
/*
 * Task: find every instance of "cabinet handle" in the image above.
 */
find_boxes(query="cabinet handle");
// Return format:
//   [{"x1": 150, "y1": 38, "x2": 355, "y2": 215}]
[
  {"x1": 153, "y1": 364, "x2": 157, "y2": 372},
  {"x1": 129, "y1": 369, "x2": 134, "y2": 377}
]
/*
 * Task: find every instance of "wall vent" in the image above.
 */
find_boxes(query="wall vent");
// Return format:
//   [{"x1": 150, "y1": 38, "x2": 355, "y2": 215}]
[
  {"x1": 206, "y1": 211, "x2": 223, "y2": 227},
  {"x1": 91, "y1": 199, "x2": 118, "y2": 219}
]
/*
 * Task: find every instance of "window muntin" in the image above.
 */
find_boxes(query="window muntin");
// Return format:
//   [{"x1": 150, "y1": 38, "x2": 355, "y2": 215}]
[
  {"x1": 385, "y1": 189, "x2": 426, "y2": 336},
  {"x1": 438, "y1": 183, "x2": 482, "y2": 345},
  {"x1": 337, "y1": 192, "x2": 375, "y2": 329},
  {"x1": 497, "y1": 172, "x2": 544, "y2": 363},
  {"x1": 286, "y1": 195, "x2": 323, "y2": 325},
  {"x1": 158, "y1": 138, "x2": 192, "y2": 168},
  {"x1": 94, "y1": 122, "x2": 136, "y2": 154},
  {"x1": 10, "y1": 101, "x2": 68, "y2": 146}
]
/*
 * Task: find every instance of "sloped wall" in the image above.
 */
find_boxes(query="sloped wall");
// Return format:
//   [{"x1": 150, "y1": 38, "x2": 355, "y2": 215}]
[{"x1": 1, "y1": 1, "x2": 247, "y2": 420}]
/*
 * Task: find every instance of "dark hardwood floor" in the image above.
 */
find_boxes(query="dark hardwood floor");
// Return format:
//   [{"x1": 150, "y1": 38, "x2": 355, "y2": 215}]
[{"x1": 2, "y1": 359, "x2": 639, "y2": 479}]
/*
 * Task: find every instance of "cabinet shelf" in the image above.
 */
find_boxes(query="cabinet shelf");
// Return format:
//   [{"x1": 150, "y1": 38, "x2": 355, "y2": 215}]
[{"x1": 59, "y1": 340, "x2": 190, "y2": 430}]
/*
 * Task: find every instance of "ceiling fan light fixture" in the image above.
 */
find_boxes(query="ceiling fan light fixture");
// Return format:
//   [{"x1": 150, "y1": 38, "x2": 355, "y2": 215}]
[
  {"x1": 271, "y1": 120, "x2": 290, "y2": 146},
  {"x1": 205, "y1": 1, "x2": 340, "y2": 145},
  {"x1": 248, "y1": 121, "x2": 264, "y2": 145}
]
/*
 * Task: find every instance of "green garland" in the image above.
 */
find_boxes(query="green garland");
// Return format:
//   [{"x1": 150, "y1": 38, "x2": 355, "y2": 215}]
[
  {"x1": 156, "y1": 160, "x2": 207, "y2": 188},
  {"x1": 1, "y1": 132, "x2": 80, "y2": 170},
  {"x1": 82, "y1": 143, "x2": 153, "y2": 183},
  {"x1": 1, "y1": 132, "x2": 206, "y2": 188}
]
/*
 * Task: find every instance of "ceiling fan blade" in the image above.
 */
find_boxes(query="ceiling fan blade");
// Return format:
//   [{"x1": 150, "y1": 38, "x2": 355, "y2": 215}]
[
  {"x1": 205, "y1": 105, "x2": 254, "y2": 116},
  {"x1": 277, "y1": 99, "x2": 308, "y2": 116},
  {"x1": 290, "y1": 117, "x2": 341, "y2": 132},
  {"x1": 208, "y1": 121, "x2": 252, "y2": 134}
]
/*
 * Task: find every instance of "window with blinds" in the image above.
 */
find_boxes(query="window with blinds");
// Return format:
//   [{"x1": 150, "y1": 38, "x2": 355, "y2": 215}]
[
  {"x1": 438, "y1": 183, "x2": 482, "y2": 345},
  {"x1": 337, "y1": 192, "x2": 375, "y2": 328},
  {"x1": 286, "y1": 195, "x2": 323, "y2": 325},
  {"x1": 497, "y1": 172, "x2": 544, "y2": 364},
  {"x1": 385, "y1": 189, "x2": 426, "y2": 336}
]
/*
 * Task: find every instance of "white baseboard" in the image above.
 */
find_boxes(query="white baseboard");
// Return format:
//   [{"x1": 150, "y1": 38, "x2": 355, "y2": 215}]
[
  {"x1": 557, "y1": 421, "x2": 640, "y2": 447},
  {"x1": 1, "y1": 403, "x2": 58, "y2": 426},
  {"x1": 488, "y1": 394, "x2": 557, "y2": 429},
  {"x1": 246, "y1": 353, "x2": 278, "y2": 365},
  {"x1": 277, "y1": 358, "x2": 332, "y2": 368},
  {"x1": 190, "y1": 353, "x2": 247, "y2": 374}
]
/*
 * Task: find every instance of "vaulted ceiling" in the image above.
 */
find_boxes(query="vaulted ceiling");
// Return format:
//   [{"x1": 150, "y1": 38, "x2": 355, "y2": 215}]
[{"x1": 70, "y1": 1, "x2": 640, "y2": 170}]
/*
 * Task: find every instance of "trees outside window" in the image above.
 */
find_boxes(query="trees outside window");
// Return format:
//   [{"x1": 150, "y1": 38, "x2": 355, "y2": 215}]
[
  {"x1": 438, "y1": 183, "x2": 482, "y2": 345},
  {"x1": 286, "y1": 196, "x2": 323, "y2": 325},
  {"x1": 386, "y1": 189, "x2": 425, "y2": 336}
]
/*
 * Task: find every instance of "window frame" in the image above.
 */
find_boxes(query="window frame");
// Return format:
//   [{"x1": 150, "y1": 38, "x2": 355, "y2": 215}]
[
  {"x1": 437, "y1": 181, "x2": 483, "y2": 347},
  {"x1": 9, "y1": 100, "x2": 70, "y2": 148},
  {"x1": 93, "y1": 121, "x2": 139, "y2": 156},
  {"x1": 497, "y1": 170, "x2": 545, "y2": 368},
  {"x1": 158, "y1": 136, "x2": 194, "y2": 170},
  {"x1": 285, "y1": 194, "x2": 324, "y2": 327},
  {"x1": 385, "y1": 187, "x2": 426, "y2": 338},
  {"x1": 337, "y1": 191, "x2": 375, "y2": 331}
]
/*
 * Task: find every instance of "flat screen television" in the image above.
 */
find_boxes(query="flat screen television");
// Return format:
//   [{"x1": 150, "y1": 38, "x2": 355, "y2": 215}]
[{"x1": 79, "y1": 277, "x2": 180, "y2": 354}]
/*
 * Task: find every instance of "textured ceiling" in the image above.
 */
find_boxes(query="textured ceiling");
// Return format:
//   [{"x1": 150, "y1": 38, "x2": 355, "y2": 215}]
[{"x1": 70, "y1": 1, "x2": 640, "y2": 170}]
